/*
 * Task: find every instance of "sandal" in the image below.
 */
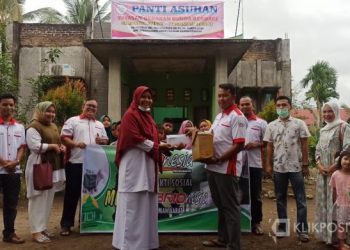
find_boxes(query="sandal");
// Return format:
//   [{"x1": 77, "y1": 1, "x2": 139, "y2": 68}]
[
  {"x1": 298, "y1": 234, "x2": 309, "y2": 243},
  {"x1": 42, "y1": 230, "x2": 55, "y2": 238},
  {"x1": 202, "y1": 239, "x2": 226, "y2": 248},
  {"x1": 60, "y1": 227, "x2": 71, "y2": 236},
  {"x1": 32, "y1": 233, "x2": 51, "y2": 244},
  {"x1": 252, "y1": 224, "x2": 264, "y2": 235}
]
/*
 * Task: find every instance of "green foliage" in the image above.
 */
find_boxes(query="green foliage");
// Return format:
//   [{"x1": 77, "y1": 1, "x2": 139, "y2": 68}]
[
  {"x1": 308, "y1": 127, "x2": 319, "y2": 168},
  {"x1": 258, "y1": 100, "x2": 278, "y2": 123},
  {"x1": 23, "y1": 48, "x2": 62, "y2": 117},
  {"x1": 0, "y1": 51, "x2": 19, "y2": 95},
  {"x1": 42, "y1": 80, "x2": 86, "y2": 126},
  {"x1": 0, "y1": 0, "x2": 24, "y2": 52},
  {"x1": 41, "y1": 47, "x2": 62, "y2": 64},
  {"x1": 23, "y1": 0, "x2": 111, "y2": 24},
  {"x1": 301, "y1": 60, "x2": 339, "y2": 127},
  {"x1": 22, "y1": 7, "x2": 63, "y2": 24}
]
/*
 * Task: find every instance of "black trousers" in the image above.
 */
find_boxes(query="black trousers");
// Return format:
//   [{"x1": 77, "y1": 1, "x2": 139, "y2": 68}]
[
  {"x1": 60, "y1": 162, "x2": 82, "y2": 228},
  {"x1": 249, "y1": 167, "x2": 263, "y2": 225},
  {"x1": 0, "y1": 174, "x2": 20, "y2": 238},
  {"x1": 207, "y1": 170, "x2": 241, "y2": 250}
]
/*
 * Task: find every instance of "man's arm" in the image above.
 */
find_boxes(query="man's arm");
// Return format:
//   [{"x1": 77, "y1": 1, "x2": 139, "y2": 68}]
[
  {"x1": 1, "y1": 146, "x2": 26, "y2": 172},
  {"x1": 62, "y1": 136, "x2": 86, "y2": 149},
  {"x1": 265, "y1": 142, "x2": 273, "y2": 176},
  {"x1": 16, "y1": 146, "x2": 25, "y2": 162},
  {"x1": 300, "y1": 137, "x2": 309, "y2": 177},
  {"x1": 0, "y1": 156, "x2": 7, "y2": 166},
  {"x1": 205, "y1": 142, "x2": 244, "y2": 164},
  {"x1": 218, "y1": 143, "x2": 244, "y2": 162},
  {"x1": 300, "y1": 137, "x2": 309, "y2": 165}
]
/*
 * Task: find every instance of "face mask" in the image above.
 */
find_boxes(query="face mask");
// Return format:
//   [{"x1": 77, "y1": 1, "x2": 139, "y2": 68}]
[
  {"x1": 138, "y1": 105, "x2": 151, "y2": 112},
  {"x1": 276, "y1": 108, "x2": 289, "y2": 118}
]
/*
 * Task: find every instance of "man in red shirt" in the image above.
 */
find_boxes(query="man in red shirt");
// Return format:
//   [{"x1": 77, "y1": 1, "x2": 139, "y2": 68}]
[{"x1": 0, "y1": 93, "x2": 26, "y2": 244}]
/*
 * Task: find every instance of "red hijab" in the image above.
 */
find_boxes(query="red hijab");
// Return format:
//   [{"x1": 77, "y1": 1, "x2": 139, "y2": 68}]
[{"x1": 115, "y1": 86, "x2": 161, "y2": 171}]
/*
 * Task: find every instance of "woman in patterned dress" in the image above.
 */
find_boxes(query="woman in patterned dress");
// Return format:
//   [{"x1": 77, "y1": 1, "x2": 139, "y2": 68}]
[{"x1": 315, "y1": 102, "x2": 350, "y2": 245}]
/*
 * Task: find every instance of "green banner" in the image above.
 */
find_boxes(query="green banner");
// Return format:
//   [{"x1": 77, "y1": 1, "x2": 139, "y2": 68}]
[{"x1": 80, "y1": 145, "x2": 251, "y2": 233}]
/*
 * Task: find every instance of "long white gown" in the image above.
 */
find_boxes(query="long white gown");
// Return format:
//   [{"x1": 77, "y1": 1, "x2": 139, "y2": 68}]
[{"x1": 112, "y1": 140, "x2": 159, "y2": 250}]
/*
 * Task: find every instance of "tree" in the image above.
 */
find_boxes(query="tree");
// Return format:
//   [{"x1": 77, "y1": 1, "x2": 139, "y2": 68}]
[
  {"x1": 0, "y1": 51, "x2": 19, "y2": 95},
  {"x1": 19, "y1": 48, "x2": 62, "y2": 123},
  {"x1": 257, "y1": 100, "x2": 278, "y2": 123},
  {"x1": 42, "y1": 79, "x2": 86, "y2": 126},
  {"x1": 23, "y1": 0, "x2": 111, "y2": 24},
  {"x1": 0, "y1": 0, "x2": 25, "y2": 53},
  {"x1": 301, "y1": 61, "x2": 338, "y2": 127}
]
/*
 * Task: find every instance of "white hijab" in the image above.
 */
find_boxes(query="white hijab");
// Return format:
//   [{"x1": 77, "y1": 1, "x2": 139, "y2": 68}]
[{"x1": 320, "y1": 101, "x2": 344, "y2": 131}]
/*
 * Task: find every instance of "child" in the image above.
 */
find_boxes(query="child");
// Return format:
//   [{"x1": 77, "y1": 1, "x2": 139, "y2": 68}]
[
  {"x1": 110, "y1": 121, "x2": 121, "y2": 146},
  {"x1": 157, "y1": 124, "x2": 166, "y2": 143},
  {"x1": 330, "y1": 150, "x2": 350, "y2": 250}
]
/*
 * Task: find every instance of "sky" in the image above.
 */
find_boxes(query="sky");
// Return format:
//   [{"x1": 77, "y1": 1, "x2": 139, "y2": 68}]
[{"x1": 24, "y1": 0, "x2": 350, "y2": 106}]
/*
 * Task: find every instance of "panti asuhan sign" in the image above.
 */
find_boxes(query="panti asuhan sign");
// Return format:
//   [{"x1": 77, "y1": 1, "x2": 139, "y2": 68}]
[{"x1": 111, "y1": 1, "x2": 224, "y2": 39}]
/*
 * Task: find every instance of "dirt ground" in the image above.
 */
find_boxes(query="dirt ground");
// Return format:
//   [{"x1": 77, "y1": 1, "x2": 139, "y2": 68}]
[{"x1": 0, "y1": 178, "x2": 335, "y2": 250}]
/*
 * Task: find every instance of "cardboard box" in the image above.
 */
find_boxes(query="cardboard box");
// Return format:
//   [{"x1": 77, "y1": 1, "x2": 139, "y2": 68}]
[{"x1": 192, "y1": 131, "x2": 214, "y2": 162}]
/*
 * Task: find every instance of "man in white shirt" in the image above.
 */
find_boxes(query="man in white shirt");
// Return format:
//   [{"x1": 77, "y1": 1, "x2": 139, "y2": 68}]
[
  {"x1": 264, "y1": 95, "x2": 310, "y2": 242},
  {"x1": 60, "y1": 99, "x2": 108, "y2": 235},
  {"x1": 239, "y1": 96, "x2": 267, "y2": 235},
  {"x1": 0, "y1": 93, "x2": 26, "y2": 244},
  {"x1": 202, "y1": 84, "x2": 248, "y2": 250}
]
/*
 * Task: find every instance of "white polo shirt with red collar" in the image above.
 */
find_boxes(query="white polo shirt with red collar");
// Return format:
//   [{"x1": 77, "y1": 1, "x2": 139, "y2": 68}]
[
  {"x1": 206, "y1": 105, "x2": 248, "y2": 176},
  {"x1": 243, "y1": 113, "x2": 267, "y2": 168},
  {"x1": 0, "y1": 117, "x2": 26, "y2": 174},
  {"x1": 61, "y1": 115, "x2": 108, "y2": 164}
]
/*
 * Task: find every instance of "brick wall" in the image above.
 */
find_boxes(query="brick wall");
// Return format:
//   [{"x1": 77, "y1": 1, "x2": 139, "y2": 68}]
[
  {"x1": 20, "y1": 23, "x2": 87, "y2": 47},
  {"x1": 242, "y1": 40, "x2": 277, "y2": 61}
]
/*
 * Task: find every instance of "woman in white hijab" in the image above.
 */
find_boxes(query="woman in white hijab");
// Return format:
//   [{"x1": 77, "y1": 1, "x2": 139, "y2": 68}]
[{"x1": 315, "y1": 101, "x2": 350, "y2": 246}]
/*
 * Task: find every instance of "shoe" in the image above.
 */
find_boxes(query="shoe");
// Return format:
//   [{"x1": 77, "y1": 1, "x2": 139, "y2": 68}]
[
  {"x1": 202, "y1": 239, "x2": 226, "y2": 248},
  {"x1": 252, "y1": 223, "x2": 264, "y2": 235},
  {"x1": 42, "y1": 229, "x2": 55, "y2": 238},
  {"x1": 298, "y1": 234, "x2": 309, "y2": 243},
  {"x1": 3, "y1": 233, "x2": 25, "y2": 244},
  {"x1": 60, "y1": 227, "x2": 71, "y2": 236},
  {"x1": 32, "y1": 233, "x2": 51, "y2": 244}
]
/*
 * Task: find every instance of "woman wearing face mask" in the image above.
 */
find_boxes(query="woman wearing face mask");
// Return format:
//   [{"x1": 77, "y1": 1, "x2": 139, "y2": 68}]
[
  {"x1": 112, "y1": 86, "x2": 173, "y2": 250},
  {"x1": 25, "y1": 102, "x2": 66, "y2": 243},
  {"x1": 315, "y1": 102, "x2": 350, "y2": 246}
]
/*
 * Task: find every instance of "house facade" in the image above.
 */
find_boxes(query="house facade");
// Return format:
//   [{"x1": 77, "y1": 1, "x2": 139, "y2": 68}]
[{"x1": 6, "y1": 22, "x2": 291, "y2": 126}]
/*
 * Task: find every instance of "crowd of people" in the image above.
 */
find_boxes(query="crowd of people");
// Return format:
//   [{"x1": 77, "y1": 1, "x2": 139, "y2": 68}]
[{"x1": 0, "y1": 82, "x2": 349, "y2": 250}]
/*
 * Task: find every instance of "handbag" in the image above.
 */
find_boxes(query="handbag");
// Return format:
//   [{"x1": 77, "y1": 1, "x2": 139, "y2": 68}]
[{"x1": 33, "y1": 144, "x2": 53, "y2": 190}]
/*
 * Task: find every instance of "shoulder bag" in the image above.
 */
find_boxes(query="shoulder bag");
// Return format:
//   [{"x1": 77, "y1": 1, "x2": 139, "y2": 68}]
[{"x1": 33, "y1": 144, "x2": 53, "y2": 190}]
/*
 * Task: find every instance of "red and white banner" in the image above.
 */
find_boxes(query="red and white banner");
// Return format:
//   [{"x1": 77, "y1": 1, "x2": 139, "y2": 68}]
[{"x1": 111, "y1": 0, "x2": 224, "y2": 39}]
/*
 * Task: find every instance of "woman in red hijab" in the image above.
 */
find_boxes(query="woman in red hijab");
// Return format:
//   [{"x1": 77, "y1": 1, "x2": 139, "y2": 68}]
[{"x1": 112, "y1": 86, "x2": 171, "y2": 250}]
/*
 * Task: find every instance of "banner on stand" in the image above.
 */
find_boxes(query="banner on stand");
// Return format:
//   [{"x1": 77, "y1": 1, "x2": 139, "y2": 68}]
[{"x1": 80, "y1": 145, "x2": 251, "y2": 233}]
